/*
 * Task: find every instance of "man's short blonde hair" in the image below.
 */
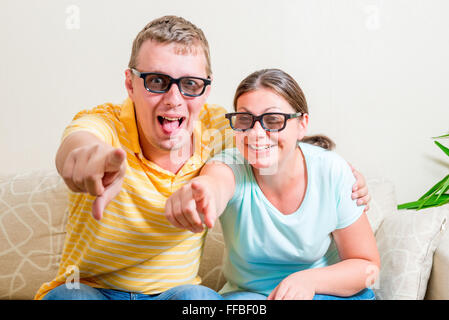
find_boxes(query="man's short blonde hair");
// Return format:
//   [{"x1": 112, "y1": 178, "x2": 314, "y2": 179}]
[{"x1": 128, "y1": 15, "x2": 212, "y2": 77}]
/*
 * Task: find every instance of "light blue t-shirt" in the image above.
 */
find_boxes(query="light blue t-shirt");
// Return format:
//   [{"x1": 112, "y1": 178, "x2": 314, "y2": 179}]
[{"x1": 209, "y1": 142, "x2": 365, "y2": 296}]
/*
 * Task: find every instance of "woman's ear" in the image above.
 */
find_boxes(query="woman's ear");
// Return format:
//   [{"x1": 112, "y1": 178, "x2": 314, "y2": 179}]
[{"x1": 298, "y1": 113, "x2": 309, "y2": 140}]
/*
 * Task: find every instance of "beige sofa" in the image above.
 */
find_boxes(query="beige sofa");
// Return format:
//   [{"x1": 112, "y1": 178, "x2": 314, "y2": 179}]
[{"x1": 0, "y1": 170, "x2": 448, "y2": 300}]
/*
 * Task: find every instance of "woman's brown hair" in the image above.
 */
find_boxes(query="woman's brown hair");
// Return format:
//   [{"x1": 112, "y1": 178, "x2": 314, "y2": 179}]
[{"x1": 233, "y1": 68, "x2": 335, "y2": 150}]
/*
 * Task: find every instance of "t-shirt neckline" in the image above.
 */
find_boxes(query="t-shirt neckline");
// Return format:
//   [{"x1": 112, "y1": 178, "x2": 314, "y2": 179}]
[{"x1": 247, "y1": 142, "x2": 311, "y2": 218}]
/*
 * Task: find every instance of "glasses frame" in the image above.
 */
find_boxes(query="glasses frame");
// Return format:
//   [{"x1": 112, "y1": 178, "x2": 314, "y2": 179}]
[
  {"x1": 225, "y1": 112, "x2": 303, "y2": 132},
  {"x1": 131, "y1": 68, "x2": 211, "y2": 97}
]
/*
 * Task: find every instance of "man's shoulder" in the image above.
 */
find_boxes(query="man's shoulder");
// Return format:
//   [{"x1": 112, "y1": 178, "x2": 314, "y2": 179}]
[
  {"x1": 63, "y1": 102, "x2": 124, "y2": 145},
  {"x1": 198, "y1": 103, "x2": 234, "y2": 158},
  {"x1": 200, "y1": 103, "x2": 228, "y2": 114},
  {"x1": 72, "y1": 102, "x2": 122, "y2": 123},
  {"x1": 199, "y1": 103, "x2": 229, "y2": 129}
]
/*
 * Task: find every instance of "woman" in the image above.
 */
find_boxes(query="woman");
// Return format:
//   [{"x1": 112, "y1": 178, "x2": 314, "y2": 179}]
[{"x1": 165, "y1": 69, "x2": 380, "y2": 300}]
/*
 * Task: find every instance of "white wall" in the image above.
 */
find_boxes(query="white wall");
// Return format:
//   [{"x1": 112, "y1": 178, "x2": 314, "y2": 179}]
[{"x1": 0, "y1": 0, "x2": 448, "y2": 204}]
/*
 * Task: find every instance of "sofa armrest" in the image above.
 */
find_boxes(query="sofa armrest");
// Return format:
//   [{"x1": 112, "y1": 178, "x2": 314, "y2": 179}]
[{"x1": 426, "y1": 223, "x2": 449, "y2": 299}]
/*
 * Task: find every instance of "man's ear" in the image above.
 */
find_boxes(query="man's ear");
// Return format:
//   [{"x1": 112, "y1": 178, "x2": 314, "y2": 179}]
[
  {"x1": 203, "y1": 74, "x2": 213, "y2": 100},
  {"x1": 125, "y1": 69, "x2": 134, "y2": 98}
]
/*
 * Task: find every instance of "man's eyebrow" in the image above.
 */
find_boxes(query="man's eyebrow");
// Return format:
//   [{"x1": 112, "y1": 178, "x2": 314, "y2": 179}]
[
  {"x1": 137, "y1": 69, "x2": 205, "y2": 78},
  {"x1": 135, "y1": 69, "x2": 164, "y2": 74}
]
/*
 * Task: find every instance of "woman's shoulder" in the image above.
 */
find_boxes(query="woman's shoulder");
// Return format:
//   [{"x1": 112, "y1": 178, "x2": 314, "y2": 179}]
[
  {"x1": 299, "y1": 142, "x2": 351, "y2": 175},
  {"x1": 209, "y1": 147, "x2": 246, "y2": 165},
  {"x1": 299, "y1": 142, "x2": 344, "y2": 162}
]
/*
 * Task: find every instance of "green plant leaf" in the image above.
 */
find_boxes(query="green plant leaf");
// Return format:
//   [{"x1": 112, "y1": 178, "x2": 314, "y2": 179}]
[
  {"x1": 418, "y1": 174, "x2": 449, "y2": 200},
  {"x1": 397, "y1": 201, "x2": 422, "y2": 210},
  {"x1": 435, "y1": 141, "x2": 449, "y2": 158},
  {"x1": 436, "y1": 176, "x2": 449, "y2": 201},
  {"x1": 420, "y1": 194, "x2": 449, "y2": 209},
  {"x1": 418, "y1": 190, "x2": 443, "y2": 209},
  {"x1": 433, "y1": 133, "x2": 449, "y2": 139},
  {"x1": 397, "y1": 132, "x2": 449, "y2": 212},
  {"x1": 398, "y1": 194, "x2": 449, "y2": 210}
]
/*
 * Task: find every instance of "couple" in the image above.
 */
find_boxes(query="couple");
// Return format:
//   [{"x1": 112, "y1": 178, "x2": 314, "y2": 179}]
[{"x1": 36, "y1": 15, "x2": 379, "y2": 300}]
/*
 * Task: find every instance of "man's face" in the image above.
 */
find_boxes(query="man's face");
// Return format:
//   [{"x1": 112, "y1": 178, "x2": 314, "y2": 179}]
[{"x1": 125, "y1": 40, "x2": 210, "y2": 157}]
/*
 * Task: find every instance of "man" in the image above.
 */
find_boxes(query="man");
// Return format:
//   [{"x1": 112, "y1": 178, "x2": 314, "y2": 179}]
[{"x1": 35, "y1": 15, "x2": 370, "y2": 300}]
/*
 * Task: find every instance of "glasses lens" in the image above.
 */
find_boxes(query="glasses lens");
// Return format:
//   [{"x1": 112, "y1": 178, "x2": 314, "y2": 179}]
[
  {"x1": 180, "y1": 78, "x2": 206, "y2": 96},
  {"x1": 232, "y1": 114, "x2": 253, "y2": 130},
  {"x1": 144, "y1": 74, "x2": 171, "y2": 92},
  {"x1": 261, "y1": 114, "x2": 285, "y2": 130}
]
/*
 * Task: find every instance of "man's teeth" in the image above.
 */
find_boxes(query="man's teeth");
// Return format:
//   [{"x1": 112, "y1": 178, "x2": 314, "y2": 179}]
[{"x1": 162, "y1": 116, "x2": 182, "y2": 121}]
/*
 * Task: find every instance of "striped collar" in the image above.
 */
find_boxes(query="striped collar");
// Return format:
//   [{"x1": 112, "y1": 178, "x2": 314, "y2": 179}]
[{"x1": 119, "y1": 97, "x2": 141, "y2": 154}]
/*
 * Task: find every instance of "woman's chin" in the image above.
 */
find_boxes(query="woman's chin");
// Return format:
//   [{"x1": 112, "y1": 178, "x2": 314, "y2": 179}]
[
  {"x1": 248, "y1": 158, "x2": 278, "y2": 173},
  {"x1": 250, "y1": 161, "x2": 271, "y2": 168},
  {"x1": 241, "y1": 152, "x2": 276, "y2": 168},
  {"x1": 256, "y1": 164, "x2": 280, "y2": 176}
]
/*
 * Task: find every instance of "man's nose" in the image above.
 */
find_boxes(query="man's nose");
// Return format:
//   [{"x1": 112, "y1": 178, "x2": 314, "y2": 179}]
[{"x1": 162, "y1": 83, "x2": 184, "y2": 107}]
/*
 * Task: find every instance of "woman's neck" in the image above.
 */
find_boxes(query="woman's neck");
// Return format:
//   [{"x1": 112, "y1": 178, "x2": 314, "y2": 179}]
[{"x1": 252, "y1": 145, "x2": 306, "y2": 195}]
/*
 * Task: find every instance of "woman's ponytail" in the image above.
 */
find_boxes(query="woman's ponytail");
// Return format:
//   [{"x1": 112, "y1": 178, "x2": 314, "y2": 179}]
[{"x1": 302, "y1": 135, "x2": 335, "y2": 150}]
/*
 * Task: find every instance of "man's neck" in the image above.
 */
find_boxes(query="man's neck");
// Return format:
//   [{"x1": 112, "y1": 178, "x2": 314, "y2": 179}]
[{"x1": 140, "y1": 138, "x2": 193, "y2": 174}]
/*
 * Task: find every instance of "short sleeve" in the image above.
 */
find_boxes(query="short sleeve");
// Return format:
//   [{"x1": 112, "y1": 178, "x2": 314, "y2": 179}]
[
  {"x1": 61, "y1": 105, "x2": 118, "y2": 146},
  {"x1": 334, "y1": 158, "x2": 365, "y2": 229},
  {"x1": 208, "y1": 148, "x2": 247, "y2": 202}
]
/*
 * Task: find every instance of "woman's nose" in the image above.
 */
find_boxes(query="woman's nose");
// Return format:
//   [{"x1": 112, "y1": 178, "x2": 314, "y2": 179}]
[{"x1": 248, "y1": 120, "x2": 267, "y2": 138}]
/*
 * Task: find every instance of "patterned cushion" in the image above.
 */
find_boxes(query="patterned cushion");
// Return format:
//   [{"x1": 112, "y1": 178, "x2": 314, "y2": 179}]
[
  {"x1": 0, "y1": 170, "x2": 68, "y2": 299},
  {"x1": 373, "y1": 207, "x2": 448, "y2": 300},
  {"x1": 426, "y1": 230, "x2": 449, "y2": 299},
  {"x1": 365, "y1": 178, "x2": 449, "y2": 299}
]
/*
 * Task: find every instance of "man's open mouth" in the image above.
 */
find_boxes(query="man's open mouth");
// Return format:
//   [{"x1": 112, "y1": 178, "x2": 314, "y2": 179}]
[{"x1": 157, "y1": 116, "x2": 186, "y2": 134}]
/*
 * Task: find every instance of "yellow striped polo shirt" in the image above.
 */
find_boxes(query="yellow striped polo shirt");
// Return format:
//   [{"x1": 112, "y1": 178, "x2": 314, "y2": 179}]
[{"x1": 35, "y1": 98, "x2": 232, "y2": 299}]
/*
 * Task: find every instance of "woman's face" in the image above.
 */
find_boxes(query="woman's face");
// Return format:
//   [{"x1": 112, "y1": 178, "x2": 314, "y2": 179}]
[{"x1": 234, "y1": 88, "x2": 308, "y2": 172}]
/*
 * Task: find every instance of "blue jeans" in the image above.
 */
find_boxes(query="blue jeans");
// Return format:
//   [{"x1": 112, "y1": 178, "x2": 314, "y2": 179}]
[
  {"x1": 222, "y1": 288, "x2": 375, "y2": 300},
  {"x1": 42, "y1": 283, "x2": 224, "y2": 300}
]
